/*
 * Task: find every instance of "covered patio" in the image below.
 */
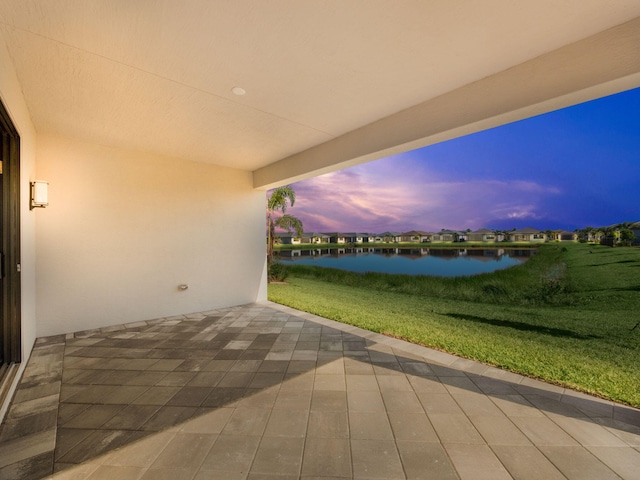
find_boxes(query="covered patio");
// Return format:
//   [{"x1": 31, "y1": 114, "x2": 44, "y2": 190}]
[
  {"x1": 1, "y1": 302, "x2": 638, "y2": 479},
  {"x1": 2, "y1": 2, "x2": 640, "y2": 478}
]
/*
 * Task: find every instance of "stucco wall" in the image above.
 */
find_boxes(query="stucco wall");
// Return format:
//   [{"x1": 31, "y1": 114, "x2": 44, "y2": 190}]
[
  {"x1": 35, "y1": 134, "x2": 267, "y2": 336},
  {"x1": 0, "y1": 35, "x2": 38, "y2": 420}
]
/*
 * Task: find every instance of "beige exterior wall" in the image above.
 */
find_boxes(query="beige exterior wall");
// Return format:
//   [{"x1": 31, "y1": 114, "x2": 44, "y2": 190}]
[
  {"x1": 0, "y1": 36, "x2": 38, "y2": 419},
  {"x1": 35, "y1": 134, "x2": 267, "y2": 336}
]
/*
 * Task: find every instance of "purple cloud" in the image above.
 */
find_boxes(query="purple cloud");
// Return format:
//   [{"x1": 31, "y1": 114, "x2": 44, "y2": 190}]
[{"x1": 284, "y1": 159, "x2": 562, "y2": 233}]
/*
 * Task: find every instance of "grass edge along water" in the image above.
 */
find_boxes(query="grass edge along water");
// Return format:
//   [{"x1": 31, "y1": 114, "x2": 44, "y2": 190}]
[{"x1": 268, "y1": 243, "x2": 640, "y2": 407}]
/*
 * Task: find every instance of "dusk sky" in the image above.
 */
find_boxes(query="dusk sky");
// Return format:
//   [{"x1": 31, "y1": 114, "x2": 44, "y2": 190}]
[{"x1": 279, "y1": 87, "x2": 640, "y2": 234}]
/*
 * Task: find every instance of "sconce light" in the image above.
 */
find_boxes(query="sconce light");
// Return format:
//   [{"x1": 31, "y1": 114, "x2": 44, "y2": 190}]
[{"x1": 30, "y1": 181, "x2": 49, "y2": 210}]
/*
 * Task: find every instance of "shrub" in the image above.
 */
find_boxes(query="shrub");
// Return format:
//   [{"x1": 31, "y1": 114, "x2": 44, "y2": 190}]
[{"x1": 268, "y1": 262, "x2": 289, "y2": 282}]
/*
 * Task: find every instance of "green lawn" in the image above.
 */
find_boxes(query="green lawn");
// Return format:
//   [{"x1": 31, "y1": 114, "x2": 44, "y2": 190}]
[{"x1": 268, "y1": 243, "x2": 640, "y2": 407}]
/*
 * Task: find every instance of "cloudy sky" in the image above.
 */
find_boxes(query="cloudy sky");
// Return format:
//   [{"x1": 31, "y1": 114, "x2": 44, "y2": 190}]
[{"x1": 279, "y1": 87, "x2": 640, "y2": 233}]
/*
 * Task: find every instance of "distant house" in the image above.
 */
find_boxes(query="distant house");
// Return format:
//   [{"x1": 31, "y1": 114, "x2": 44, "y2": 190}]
[
  {"x1": 325, "y1": 232, "x2": 369, "y2": 244},
  {"x1": 577, "y1": 228, "x2": 605, "y2": 243},
  {"x1": 557, "y1": 230, "x2": 578, "y2": 242},
  {"x1": 326, "y1": 232, "x2": 346, "y2": 244},
  {"x1": 374, "y1": 232, "x2": 402, "y2": 243},
  {"x1": 275, "y1": 232, "x2": 301, "y2": 244},
  {"x1": 631, "y1": 222, "x2": 640, "y2": 246},
  {"x1": 509, "y1": 228, "x2": 546, "y2": 242},
  {"x1": 431, "y1": 229, "x2": 465, "y2": 242},
  {"x1": 300, "y1": 232, "x2": 330, "y2": 244},
  {"x1": 467, "y1": 228, "x2": 502, "y2": 242},
  {"x1": 399, "y1": 230, "x2": 431, "y2": 242}
]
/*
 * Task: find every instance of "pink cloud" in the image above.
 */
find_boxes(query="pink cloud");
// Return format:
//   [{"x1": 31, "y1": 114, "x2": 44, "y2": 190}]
[{"x1": 277, "y1": 158, "x2": 562, "y2": 233}]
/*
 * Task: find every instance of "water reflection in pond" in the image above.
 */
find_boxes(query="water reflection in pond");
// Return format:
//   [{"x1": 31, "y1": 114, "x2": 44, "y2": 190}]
[{"x1": 275, "y1": 248, "x2": 535, "y2": 277}]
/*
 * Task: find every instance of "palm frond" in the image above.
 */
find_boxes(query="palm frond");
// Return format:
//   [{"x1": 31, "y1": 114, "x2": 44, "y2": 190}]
[
  {"x1": 267, "y1": 185, "x2": 296, "y2": 213},
  {"x1": 275, "y1": 214, "x2": 304, "y2": 238}
]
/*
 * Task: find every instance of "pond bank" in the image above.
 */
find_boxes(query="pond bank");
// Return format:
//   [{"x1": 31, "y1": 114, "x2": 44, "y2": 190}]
[{"x1": 269, "y1": 243, "x2": 640, "y2": 406}]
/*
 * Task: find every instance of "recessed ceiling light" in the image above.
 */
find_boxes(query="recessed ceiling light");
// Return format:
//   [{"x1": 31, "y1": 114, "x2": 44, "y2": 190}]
[{"x1": 231, "y1": 86, "x2": 246, "y2": 96}]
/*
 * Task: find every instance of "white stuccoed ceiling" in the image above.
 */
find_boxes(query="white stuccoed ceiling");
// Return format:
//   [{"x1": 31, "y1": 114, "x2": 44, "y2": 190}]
[{"x1": 1, "y1": 1, "x2": 640, "y2": 173}]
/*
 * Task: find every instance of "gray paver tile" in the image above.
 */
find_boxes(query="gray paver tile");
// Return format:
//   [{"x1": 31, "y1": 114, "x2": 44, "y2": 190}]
[
  {"x1": 61, "y1": 404, "x2": 124, "y2": 429},
  {"x1": 57, "y1": 429, "x2": 143, "y2": 464},
  {"x1": 345, "y1": 374, "x2": 379, "y2": 392},
  {"x1": 131, "y1": 386, "x2": 181, "y2": 406},
  {"x1": 221, "y1": 407, "x2": 270, "y2": 436},
  {"x1": 562, "y1": 391, "x2": 615, "y2": 418},
  {"x1": 249, "y1": 372, "x2": 285, "y2": 389},
  {"x1": 166, "y1": 386, "x2": 213, "y2": 407},
  {"x1": 216, "y1": 371, "x2": 255, "y2": 388},
  {"x1": 201, "y1": 387, "x2": 246, "y2": 408},
  {"x1": 349, "y1": 412, "x2": 394, "y2": 440},
  {"x1": 549, "y1": 413, "x2": 629, "y2": 446},
  {"x1": 0, "y1": 429, "x2": 56, "y2": 468},
  {"x1": 490, "y1": 394, "x2": 545, "y2": 418},
  {"x1": 0, "y1": 409, "x2": 58, "y2": 442},
  {"x1": 141, "y1": 406, "x2": 198, "y2": 431},
  {"x1": 408, "y1": 375, "x2": 448, "y2": 394},
  {"x1": 344, "y1": 359, "x2": 375, "y2": 375},
  {"x1": 84, "y1": 465, "x2": 145, "y2": 480},
  {"x1": 511, "y1": 416, "x2": 580, "y2": 446},
  {"x1": 526, "y1": 394, "x2": 586, "y2": 418},
  {"x1": 593, "y1": 417, "x2": 640, "y2": 446},
  {"x1": 155, "y1": 372, "x2": 197, "y2": 387},
  {"x1": 102, "y1": 404, "x2": 161, "y2": 430},
  {"x1": 186, "y1": 371, "x2": 225, "y2": 387},
  {"x1": 381, "y1": 390, "x2": 425, "y2": 413},
  {"x1": 311, "y1": 390, "x2": 348, "y2": 412},
  {"x1": 440, "y1": 375, "x2": 483, "y2": 395},
  {"x1": 470, "y1": 376, "x2": 519, "y2": 395},
  {"x1": 151, "y1": 432, "x2": 217, "y2": 469},
  {"x1": 347, "y1": 390, "x2": 386, "y2": 413},
  {"x1": 453, "y1": 393, "x2": 505, "y2": 417},
  {"x1": 445, "y1": 443, "x2": 512, "y2": 480},
  {"x1": 396, "y1": 441, "x2": 458, "y2": 480},
  {"x1": 351, "y1": 439, "x2": 404, "y2": 479},
  {"x1": 375, "y1": 374, "x2": 413, "y2": 392},
  {"x1": 54, "y1": 427, "x2": 92, "y2": 459},
  {"x1": 250, "y1": 436, "x2": 304, "y2": 476},
  {"x1": 281, "y1": 371, "x2": 315, "y2": 391},
  {"x1": 314, "y1": 374, "x2": 346, "y2": 391},
  {"x1": 273, "y1": 389, "x2": 312, "y2": 411},
  {"x1": 264, "y1": 408, "x2": 309, "y2": 438},
  {"x1": 429, "y1": 414, "x2": 484, "y2": 444},
  {"x1": 101, "y1": 430, "x2": 175, "y2": 467},
  {"x1": 200, "y1": 435, "x2": 260, "y2": 474},
  {"x1": 307, "y1": 410, "x2": 349, "y2": 438},
  {"x1": 492, "y1": 445, "x2": 565, "y2": 480},
  {"x1": 143, "y1": 466, "x2": 200, "y2": 480},
  {"x1": 239, "y1": 387, "x2": 280, "y2": 408},
  {"x1": 586, "y1": 446, "x2": 640, "y2": 480},
  {"x1": 101, "y1": 385, "x2": 150, "y2": 405},
  {"x1": 388, "y1": 411, "x2": 439, "y2": 442},
  {"x1": 470, "y1": 415, "x2": 532, "y2": 446},
  {"x1": 302, "y1": 437, "x2": 352, "y2": 478},
  {"x1": 613, "y1": 405, "x2": 640, "y2": 427},
  {"x1": 230, "y1": 359, "x2": 264, "y2": 372},
  {"x1": 539, "y1": 445, "x2": 621, "y2": 479}
]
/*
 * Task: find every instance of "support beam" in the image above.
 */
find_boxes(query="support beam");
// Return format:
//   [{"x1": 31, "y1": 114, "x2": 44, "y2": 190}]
[{"x1": 253, "y1": 17, "x2": 640, "y2": 190}]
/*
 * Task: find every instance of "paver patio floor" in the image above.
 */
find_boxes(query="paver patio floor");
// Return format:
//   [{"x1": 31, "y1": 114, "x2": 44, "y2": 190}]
[{"x1": 1, "y1": 302, "x2": 639, "y2": 479}]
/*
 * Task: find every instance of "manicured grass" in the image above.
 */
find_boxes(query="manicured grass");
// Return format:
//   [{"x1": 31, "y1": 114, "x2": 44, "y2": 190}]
[{"x1": 268, "y1": 243, "x2": 640, "y2": 406}]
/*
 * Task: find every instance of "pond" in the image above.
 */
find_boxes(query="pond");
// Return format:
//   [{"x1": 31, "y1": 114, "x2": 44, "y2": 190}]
[{"x1": 275, "y1": 247, "x2": 535, "y2": 277}]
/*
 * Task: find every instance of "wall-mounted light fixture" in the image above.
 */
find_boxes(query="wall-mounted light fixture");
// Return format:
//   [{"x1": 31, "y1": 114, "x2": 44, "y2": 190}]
[{"x1": 30, "y1": 180, "x2": 49, "y2": 210}]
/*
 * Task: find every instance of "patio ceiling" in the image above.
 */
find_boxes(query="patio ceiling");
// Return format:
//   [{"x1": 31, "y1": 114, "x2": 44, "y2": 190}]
[{"x1": 1, "y1": 1, "x2": 640, "y2": 185}]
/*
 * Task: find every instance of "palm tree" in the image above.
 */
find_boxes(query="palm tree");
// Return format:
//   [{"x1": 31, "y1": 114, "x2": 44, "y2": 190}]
[{"x1": 266, "y1": 185, "x2": 304, "y2": 269}]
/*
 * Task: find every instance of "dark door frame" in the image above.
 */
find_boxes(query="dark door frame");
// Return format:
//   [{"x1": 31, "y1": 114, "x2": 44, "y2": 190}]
[{"x1": 0, "y1": 99, "x2": 21, "y2": 364}]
